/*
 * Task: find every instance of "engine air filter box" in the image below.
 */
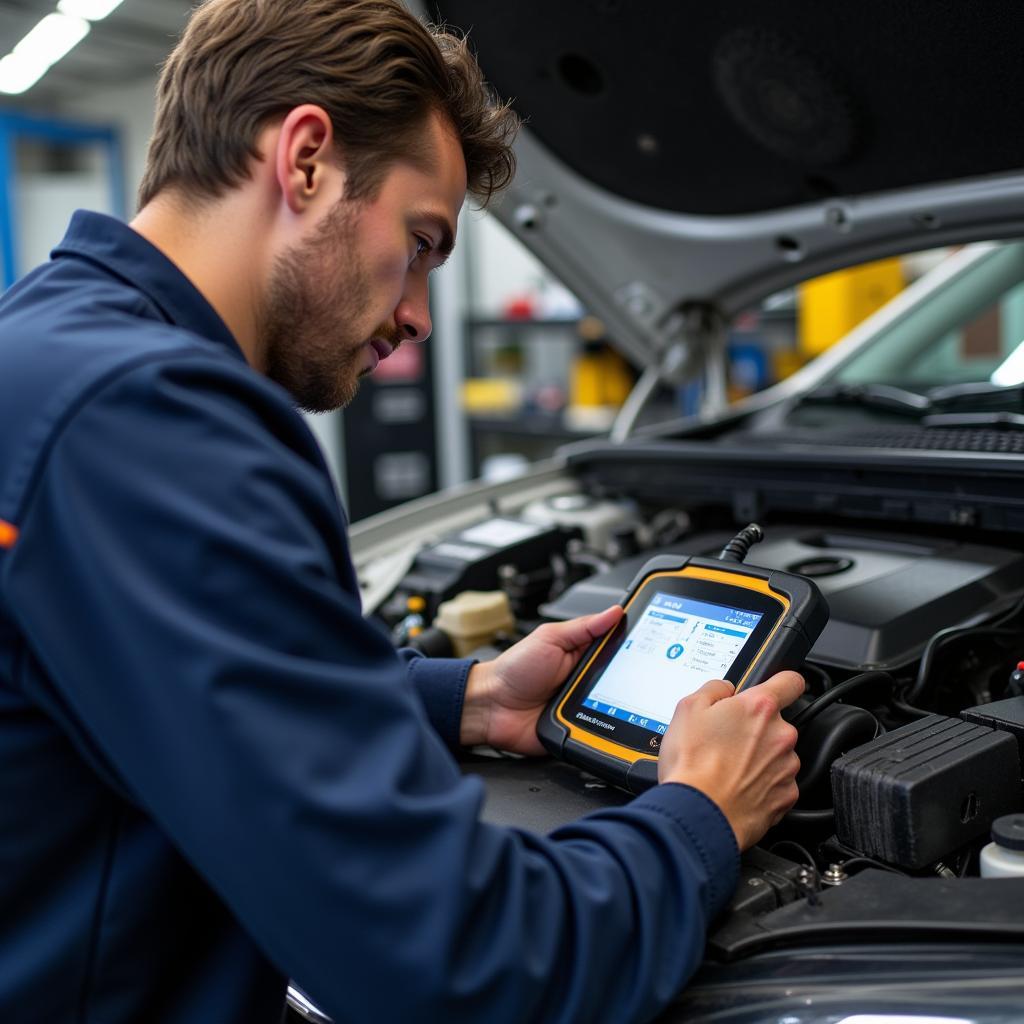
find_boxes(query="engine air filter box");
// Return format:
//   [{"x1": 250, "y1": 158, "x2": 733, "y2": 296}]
[{"x1": 831, "y1": 715, "x2": 1021, "y2": 870}]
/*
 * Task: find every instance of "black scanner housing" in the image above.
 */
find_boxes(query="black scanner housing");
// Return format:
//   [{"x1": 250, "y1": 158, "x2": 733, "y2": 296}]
[{"x1": 538, "y1": 553, "x2": 829, "y2": 793}]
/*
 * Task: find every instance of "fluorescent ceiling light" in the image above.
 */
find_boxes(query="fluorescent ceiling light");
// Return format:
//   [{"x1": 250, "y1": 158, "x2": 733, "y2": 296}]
[
  {"x1": 57, "y1": 0, "x2": 126, "y2": 22},
  {"x1": 0, "y1": 14, "x2": 90, "y2": 95},
  {"x1": 14, "y1": 13, "x2": 90, "y2": 65},
  {"x1": 0, "y1": 54, "x2": 49, "y2": 96}
]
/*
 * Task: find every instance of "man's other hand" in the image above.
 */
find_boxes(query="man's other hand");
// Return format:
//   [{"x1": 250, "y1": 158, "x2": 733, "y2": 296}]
[
  {"x1": 459, "y1": 606, "x2": 623, "y2": 754},
  {"x1": 658, "y1": 672, "x2": 805, "y2": 850}
]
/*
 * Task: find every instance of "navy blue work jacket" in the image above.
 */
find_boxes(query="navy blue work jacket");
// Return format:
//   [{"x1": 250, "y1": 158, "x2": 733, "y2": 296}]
[{"x1": 0, "y1": 211, "x2": 739, "y2": 1023}]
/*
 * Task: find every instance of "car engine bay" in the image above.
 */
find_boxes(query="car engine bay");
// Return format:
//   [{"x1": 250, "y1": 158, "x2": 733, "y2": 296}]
[{"x1": 360, "y1": 457, "x2": 1024, "y2": 951}]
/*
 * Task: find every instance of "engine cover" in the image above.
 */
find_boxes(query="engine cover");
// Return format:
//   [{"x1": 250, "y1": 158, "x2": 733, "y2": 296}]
[{"x1": 541, "y1": 526, "x2": 1024, "y2": 670}]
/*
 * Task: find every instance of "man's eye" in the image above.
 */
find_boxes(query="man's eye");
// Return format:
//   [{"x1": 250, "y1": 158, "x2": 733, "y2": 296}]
[{"x1": 415, "y1": 236, "x2": 433, "y2": 259}]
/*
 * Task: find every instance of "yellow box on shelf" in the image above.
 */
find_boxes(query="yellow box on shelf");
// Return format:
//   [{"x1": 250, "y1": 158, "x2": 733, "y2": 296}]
[
  {"x1": 460, "y1": 377, "x2": 523, "y2": 414},
  {"x1": 798, "y1": 257, "x2": 905, "y2": 357},
  {"x1": 570, "y1": 347, "x2": 633, "y2": 408}
]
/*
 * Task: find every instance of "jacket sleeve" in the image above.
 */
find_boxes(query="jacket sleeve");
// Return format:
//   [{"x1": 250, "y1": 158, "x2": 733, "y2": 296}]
[
  {"x1": 399, "y1": 649, "x2": 475, "y2": 750},
  {"x1": 3, "y1": 356, "x2": 740, "y2": 1024}
]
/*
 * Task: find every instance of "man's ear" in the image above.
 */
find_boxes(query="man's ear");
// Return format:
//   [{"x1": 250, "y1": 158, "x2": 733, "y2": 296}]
[{"x1": 274, "y1": 105, "x2": 340, "y2": 214}]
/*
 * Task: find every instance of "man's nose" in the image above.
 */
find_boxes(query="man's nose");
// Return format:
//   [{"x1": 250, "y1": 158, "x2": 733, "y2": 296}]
[{"x1": 395, "y1": 282, "x2": 431, "y2": 343}]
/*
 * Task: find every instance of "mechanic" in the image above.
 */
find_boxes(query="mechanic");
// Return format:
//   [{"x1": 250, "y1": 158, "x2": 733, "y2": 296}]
[{"x1": 0, "y1": 1, "x2": 803, "y2": 1022}]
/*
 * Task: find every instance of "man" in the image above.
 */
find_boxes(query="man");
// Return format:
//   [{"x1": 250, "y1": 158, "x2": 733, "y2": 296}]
[{"x1": 0, "y1": 1, "x2": 803, "y2": 1021}]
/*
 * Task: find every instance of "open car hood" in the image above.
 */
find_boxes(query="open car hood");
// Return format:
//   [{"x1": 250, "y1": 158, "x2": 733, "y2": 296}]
[{"x1": 430, "y1": 1, "x2": 1024, "y2": 372}]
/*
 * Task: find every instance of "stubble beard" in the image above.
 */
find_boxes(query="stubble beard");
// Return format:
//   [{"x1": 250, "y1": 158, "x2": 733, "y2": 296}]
[{"x1": 260, "y1": 202, "x2": 374, "y2": 414}]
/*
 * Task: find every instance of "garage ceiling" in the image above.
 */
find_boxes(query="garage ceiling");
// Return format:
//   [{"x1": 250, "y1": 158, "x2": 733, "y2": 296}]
[{"x1": 0, "y1": 0, "x2": 188, "y2": 106}]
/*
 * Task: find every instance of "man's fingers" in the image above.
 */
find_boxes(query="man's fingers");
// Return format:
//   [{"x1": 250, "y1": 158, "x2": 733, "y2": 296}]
[{"x1": 751, "y1": 671, "x2": 805, "y2": 710}]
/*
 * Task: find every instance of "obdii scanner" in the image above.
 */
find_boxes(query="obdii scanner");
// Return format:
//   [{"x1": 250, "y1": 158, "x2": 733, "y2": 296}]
[{"x1": 537, "y1": 524, "x2": 829, "y2": 793}]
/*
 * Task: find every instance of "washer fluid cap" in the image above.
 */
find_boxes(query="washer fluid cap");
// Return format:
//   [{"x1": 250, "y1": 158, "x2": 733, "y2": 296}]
[
  {"x1": 992, "y1": 813, "x2": 1024, "y2": 851},
  {"x1": 434, "y1": 591, "x2": 515, "y2": 644}
]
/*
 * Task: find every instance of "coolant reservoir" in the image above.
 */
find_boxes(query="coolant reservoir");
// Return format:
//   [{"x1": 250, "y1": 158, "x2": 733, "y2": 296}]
[
  {"x1": 434, "y1": 591, "x2": 516, "y2": 658},
  {"x1": 980, "y1": 814, "x2": 1024, "y2": 877},
  {"x1": 520, "y1": 494, "x2": 638, "y2": 556}
]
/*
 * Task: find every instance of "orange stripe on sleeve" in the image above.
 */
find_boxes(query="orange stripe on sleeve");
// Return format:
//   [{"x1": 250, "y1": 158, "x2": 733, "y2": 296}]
[{"x1": 0, "y1": 520, "x2": 18, "y2": 549}]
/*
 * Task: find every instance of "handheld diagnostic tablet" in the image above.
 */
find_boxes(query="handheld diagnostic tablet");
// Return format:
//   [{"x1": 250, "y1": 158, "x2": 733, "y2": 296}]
[{"x1": 537, "y1": 536, "x2": 828, "y2": 793}]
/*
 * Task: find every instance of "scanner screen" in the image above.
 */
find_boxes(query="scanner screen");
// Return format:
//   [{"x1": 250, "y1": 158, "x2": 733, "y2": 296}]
[{"x1": 581, "y1": 592, "x2": 763, "y2": 735}]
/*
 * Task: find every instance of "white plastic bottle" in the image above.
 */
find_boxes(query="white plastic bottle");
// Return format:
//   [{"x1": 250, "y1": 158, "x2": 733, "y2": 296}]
[{"x1": 980, "y1": 814, "x2": 1024, "y2": 877}]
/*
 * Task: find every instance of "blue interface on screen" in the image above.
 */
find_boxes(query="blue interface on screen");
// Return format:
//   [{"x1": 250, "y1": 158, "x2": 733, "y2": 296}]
[{"x1": 582, "y1": 591, "x2": 763, "y2": 735}]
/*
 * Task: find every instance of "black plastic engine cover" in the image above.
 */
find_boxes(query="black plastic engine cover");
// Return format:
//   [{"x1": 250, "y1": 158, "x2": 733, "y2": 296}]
[
  {"x1": 831, "y1": 715, "x2": 1021, "y2": 869},
  {"x1": 540, "y1": 526, "x2": 1024, "y2": 671}
]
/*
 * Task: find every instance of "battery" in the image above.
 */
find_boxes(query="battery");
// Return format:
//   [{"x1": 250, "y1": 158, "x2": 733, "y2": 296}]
[{"x1": 831, "y1": 715, "x2": 1021, "y2": 870}]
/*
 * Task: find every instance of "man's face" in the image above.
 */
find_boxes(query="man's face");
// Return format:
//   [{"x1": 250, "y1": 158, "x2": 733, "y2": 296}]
[{"x1": 261, "y1": 112, "x2": 467, "y2": 412}]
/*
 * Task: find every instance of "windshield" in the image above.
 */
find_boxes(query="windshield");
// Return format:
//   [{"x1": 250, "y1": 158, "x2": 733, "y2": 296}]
[{"x1": 823, "y1": 242, "x2": 1024, "y2": 399}]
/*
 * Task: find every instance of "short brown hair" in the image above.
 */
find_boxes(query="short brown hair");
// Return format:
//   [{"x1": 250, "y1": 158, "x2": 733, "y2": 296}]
[{"x1": 137, "y1": 0, "x2": 519, "y2": 209}]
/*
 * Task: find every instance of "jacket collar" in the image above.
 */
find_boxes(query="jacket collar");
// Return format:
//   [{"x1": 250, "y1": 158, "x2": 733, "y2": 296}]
[{"x1": 52, "y1": 210, "x2": 245, "y2": 361}]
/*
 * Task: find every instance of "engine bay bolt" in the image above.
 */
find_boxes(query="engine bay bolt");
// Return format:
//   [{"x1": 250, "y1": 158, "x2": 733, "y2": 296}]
[
  {"x1": 821, "y1": 863, "x2": 848, "y2": 886},
  {"x1": 795, "y1": 866, "x2": 819, "y2": 889},
  {"x1": 795, "y1": 866, "x2": 821, "y2": 905}
]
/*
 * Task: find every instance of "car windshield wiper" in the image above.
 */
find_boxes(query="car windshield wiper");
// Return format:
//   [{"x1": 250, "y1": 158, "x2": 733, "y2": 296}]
[
  {"x1": 926, "y1": 380, "x2": 1024, "y2": 410},
  {"x1": 796, "y1": 382, "x2": 932, "y2": 416},
  {"x1": 921, "y1": 411, "x2": 1024, "y2": 430},
  {"x1": 798, "y1": 381, "x2": 1024, "y2": 418}
]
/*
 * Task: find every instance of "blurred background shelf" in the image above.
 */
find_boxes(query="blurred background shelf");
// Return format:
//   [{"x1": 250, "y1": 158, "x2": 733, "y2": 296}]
[{"x1": 467, "y1": 413, "x2": 600, "y2": 439}]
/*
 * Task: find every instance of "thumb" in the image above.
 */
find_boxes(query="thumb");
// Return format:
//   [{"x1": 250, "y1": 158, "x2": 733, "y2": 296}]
[
  {"x1": 545, "y1": 605, "x2": 623, "y2": 652},
  {"x1": 748, "y1": 671, "x2": 805, "y2": 710},
  {"x1": 687, "y1": 678, "x2": 736, "y2": 710}
]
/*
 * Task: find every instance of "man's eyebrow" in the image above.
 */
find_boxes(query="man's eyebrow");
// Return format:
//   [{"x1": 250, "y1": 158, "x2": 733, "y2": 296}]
[{"x1": 416, "y1": 212, "x2": 456, "y2": 258}]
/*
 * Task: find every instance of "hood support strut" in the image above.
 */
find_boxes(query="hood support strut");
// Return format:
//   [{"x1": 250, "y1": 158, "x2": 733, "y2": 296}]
[{"x1": 610, "y1": 301, "x2": 727, "y2": 443}]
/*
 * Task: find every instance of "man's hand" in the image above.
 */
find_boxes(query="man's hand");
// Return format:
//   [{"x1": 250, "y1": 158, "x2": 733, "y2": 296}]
[
  {"x1": 658, "y1": 672, "x2": 805, "y2": 850},
  {"x1": 459, "y1": 605, "x2": 623, "y2": 754}
]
